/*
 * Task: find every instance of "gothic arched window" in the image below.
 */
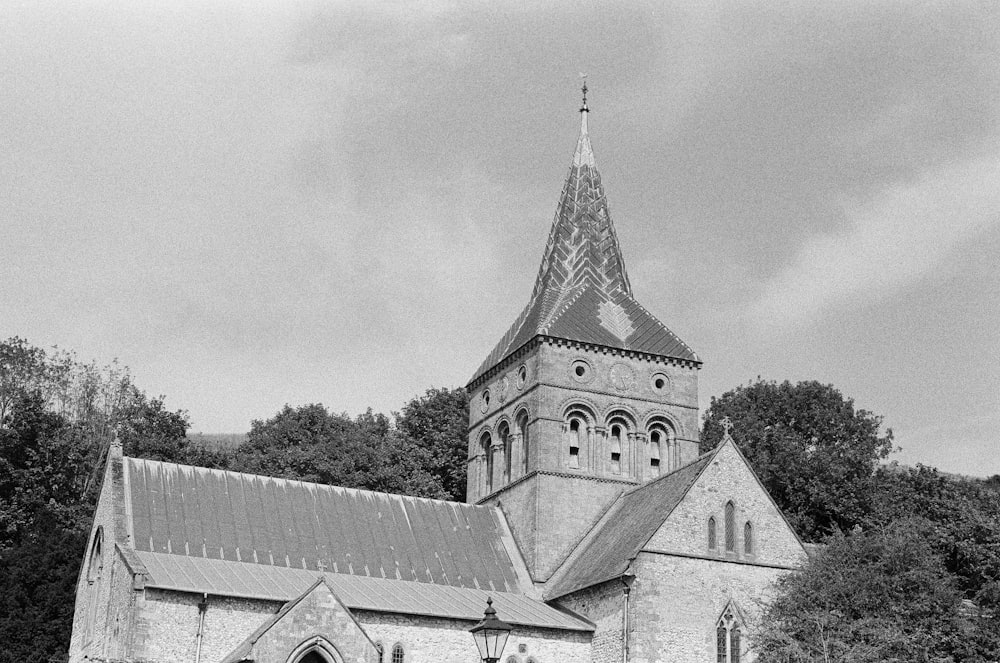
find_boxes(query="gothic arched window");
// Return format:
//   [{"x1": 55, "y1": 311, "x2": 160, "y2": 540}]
[
  {"x1": 725, "y1": 501, "x2": 736, "y2": 552},
  {"x1": 708, "y1": 517, "x2": 717, "y2": 550},
  {"x1": 517, "y1": 410, "x2": 530, "y2": 474},
  {"x1": 498, "y1": 422, "x2": 511, "y2": 483},
  {"x1": 716, "y1": 606, "x2": 743, "y2": 663},
  {"x1": 391, "y1": 643, "x2": 404, "y2": 663},
  {"x1": 481, "y1": 432, "x2": 494, "y2": 494},
  {"x1": 375, "y1": 643, "x2": 384, "y2": 663},
  {"x1": 744, "y1": 522, "x2": 753, "y2": 555}
]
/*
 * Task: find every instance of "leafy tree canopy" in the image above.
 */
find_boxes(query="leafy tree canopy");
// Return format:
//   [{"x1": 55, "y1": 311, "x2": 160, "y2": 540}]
[
  {"x1": 754, "y1": 519, "x2": 995, "y2": 663},
  {"x1": 394, "y1": 386, "x2": 469, "y2": 501},
  {"x1": 701, "y1": 379, "x2": 894, "y2": 542},
  {"x1": 232, "y1": 404, "x2": 449, "y2": 500}
]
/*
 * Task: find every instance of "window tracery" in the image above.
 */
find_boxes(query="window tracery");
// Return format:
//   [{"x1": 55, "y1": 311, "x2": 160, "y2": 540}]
[{"x1": 716, "y1": 605, "x2": 743, "y2": 663}]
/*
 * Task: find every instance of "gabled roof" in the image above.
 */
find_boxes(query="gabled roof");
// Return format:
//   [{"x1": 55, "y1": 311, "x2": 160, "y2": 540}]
[
  {"x1": 470, "y1": 100, "x2": 698, "y2": 384},
  {"x1": 125, "y1": 457, "x2": 521, "y2": 593},
  {"x1": 544, "y1": 449, "x2": 716, "y2": 599}
]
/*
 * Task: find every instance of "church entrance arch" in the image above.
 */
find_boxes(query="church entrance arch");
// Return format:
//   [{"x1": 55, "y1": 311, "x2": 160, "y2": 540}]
[{"x1": 285, "y1": 636, "x2": 345, "y2": 663}]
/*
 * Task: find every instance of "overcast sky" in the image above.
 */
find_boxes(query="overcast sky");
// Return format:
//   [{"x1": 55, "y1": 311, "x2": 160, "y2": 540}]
[{"x1": 3, "y1": 1, "x2": 998, "y2": 476}]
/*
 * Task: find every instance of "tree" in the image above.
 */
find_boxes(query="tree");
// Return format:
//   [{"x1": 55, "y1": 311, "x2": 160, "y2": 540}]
[
  {"x1": 232, "y1": 404, "x2": 448, "y2": 499},
  {"x1": 395, "y1": 387, "x2": 469, "y2": 501},
  {"x1": 868, "y1": 464, "x2": 1000, "y2": 609},
  {"x1": 754, "y1": 519, "x2": 992, "y2": 663},
  {"x1": 701, "y1": 380, "x2": 893, "y2": 541}
]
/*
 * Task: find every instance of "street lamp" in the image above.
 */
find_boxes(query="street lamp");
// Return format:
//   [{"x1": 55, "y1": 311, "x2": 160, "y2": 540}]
[{"x1": 470, "y1": 597, "x2": 513, "y2": 663}]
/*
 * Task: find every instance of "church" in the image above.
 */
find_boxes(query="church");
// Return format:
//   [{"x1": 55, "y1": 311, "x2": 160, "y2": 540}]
[{"x1": 69, "y1": 90, "x2": 808, "y2": 663}]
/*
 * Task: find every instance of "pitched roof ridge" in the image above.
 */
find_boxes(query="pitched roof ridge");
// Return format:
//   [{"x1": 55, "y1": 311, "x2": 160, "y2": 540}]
[
  {"x1": 123, "y1": 456, "x2": 492, "y2": 511},
  {"x1": 620, "y1": 445, "x2": 719, "y2": 498}
]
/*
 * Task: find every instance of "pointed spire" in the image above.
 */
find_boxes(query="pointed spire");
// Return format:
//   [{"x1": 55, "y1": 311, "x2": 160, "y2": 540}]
[
  {"x1": 574, "y1": 78, "x2": 595, "y2": 168},
  {"x1": 468, "y1": 87, "x2": 700, "y2": 384}
]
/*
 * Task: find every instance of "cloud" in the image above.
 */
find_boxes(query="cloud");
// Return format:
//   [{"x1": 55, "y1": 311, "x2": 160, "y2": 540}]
[{"x1": 749, "y1": 154, "x2": 1000, "y2": 329}]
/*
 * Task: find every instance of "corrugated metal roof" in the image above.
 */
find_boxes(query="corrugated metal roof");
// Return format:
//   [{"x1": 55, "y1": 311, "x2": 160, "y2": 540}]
[
  {"x1": 470, "y1": 112, "x2": 698, "y2": 384},
  {"x1": 543, "y1": 451, "x2": 715, "y2": 599},
  {"x1": 126, "y1": 458, "x2": 521, "y2": 593},
  {"x1": 136, "y1": 551, "x2": 592, "y2": 632}
]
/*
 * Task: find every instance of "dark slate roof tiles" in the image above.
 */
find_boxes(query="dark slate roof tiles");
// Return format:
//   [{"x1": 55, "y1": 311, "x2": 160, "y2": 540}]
[
  {"x1": 125, "y1": 458, "x2": 521, "y2": 593},
  {"x1": 470, "y1": 113, "x2": 697, "y2": 383}
]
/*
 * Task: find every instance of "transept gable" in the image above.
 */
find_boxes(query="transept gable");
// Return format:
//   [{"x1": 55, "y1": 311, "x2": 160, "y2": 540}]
[{"x1": 645, "y1": 435, "x2": 807, "y2": 567}]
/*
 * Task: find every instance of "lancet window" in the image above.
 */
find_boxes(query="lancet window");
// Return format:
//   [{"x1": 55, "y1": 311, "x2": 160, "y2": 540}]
[
  {"x1": 744, "y1": 522, "x2": 753, "y2": 555},
  {"x1": 725, "y1": 501, "x2": 736, "y2": 552},
  {"x1": 708, "y1": 517, "x2": 717, "y2": 550},
  {"x1": 716, "y1": 605, "x2": 743, "y2": 663}
]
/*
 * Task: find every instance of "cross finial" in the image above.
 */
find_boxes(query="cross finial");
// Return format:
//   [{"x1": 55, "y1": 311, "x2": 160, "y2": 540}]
[
  {"x1": 317, "y1": 560, "x2": 327, "y2": 573},
  {"x1": 579, "y1": 73, "x2": 589, "y2": 113},
  {"x1": 721, "y1": 417, "x2": 733, "y2": 435}
]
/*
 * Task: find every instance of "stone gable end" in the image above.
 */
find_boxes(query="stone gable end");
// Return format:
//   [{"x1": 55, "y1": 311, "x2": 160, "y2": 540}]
[
  {"x1": 645, "y1": 442, "x2": 806, "y2": 568},
  {"x1": 235, "y1": 581, "x2": 379, "y2": 663}
]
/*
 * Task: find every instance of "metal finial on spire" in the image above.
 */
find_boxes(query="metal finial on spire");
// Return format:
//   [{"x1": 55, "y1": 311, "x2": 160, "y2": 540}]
[{"x1": 579, "y1": 73, "x2": 589, "y2": 113}]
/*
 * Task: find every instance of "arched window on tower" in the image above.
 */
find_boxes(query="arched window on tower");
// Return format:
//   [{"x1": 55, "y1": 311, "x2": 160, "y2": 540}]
[
  {"x1": 568, "y1": 417, "x2": 583, "y2": 468},
  {"x1": 725, "y1": 501, "x2": 736, "y2": 553},
  {"x1": 481, "y1": 432, "x2": 494, "y2": 494},
  {"x1": 609, "y1": 423, "x2": 623, "y2": 474},
  {"x1": 498, "y1": 422, "x2": 511, "y2": 484},
  {"x1": 744, "y1": 522, "x2": 753, "y2": 555},
  {"x1": 649, "y1": 429, "x2": 662, "y2": 477},
  {"x1": 517, "y1": 410, "x2": 530, "y2": 475},
  {"x1": 646, "y1": 420, "x2": 676, "y2": 477}
]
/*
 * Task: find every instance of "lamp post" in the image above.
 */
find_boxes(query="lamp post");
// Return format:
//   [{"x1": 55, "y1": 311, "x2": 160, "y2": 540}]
[{"x1": 470, "y1": 597, "x2": 513, "y2": 663}]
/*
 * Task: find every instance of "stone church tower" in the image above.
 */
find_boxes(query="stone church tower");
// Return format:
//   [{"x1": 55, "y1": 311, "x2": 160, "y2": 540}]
[{"x1": 466, "y1": 87, "x2": 702, "y2": 581}]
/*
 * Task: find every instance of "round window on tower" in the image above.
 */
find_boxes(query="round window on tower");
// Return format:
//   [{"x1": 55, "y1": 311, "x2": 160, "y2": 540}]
[
  {"x1": 516, "y1": 365, "x2": 527, "y2": 390},
  {"x1": 650, "y1": 372, "x2": 671, "y2": 396},
  {"x1": 570, "y1": 358, "x2": 594, "y2": 384}
]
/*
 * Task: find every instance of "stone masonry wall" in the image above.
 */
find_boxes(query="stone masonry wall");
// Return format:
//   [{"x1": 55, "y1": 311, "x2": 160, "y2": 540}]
[
  {"x1": 128, "y1": 591, "x2": 589, "y2": 663},
  {"x1": 132, "y1": 589, "x2": 281, "y2": 663},
  {"x1": 555, "y1": 580, "x2": 624, "y2": 663},
  {"x1": 70, "y1": 454, "x2": 129, "y2": 663},
  {"x1": 354, "y1": 611, "x2": 591, "y2": 663},
  {"x1": 629, "y1": 553, "x2": 788, "y2": 663}
]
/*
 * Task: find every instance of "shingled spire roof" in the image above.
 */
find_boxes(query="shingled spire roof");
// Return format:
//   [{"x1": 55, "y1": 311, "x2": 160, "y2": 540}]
[{"x1": 470, "y1": 88, "x2": 699, "y2": 384}]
